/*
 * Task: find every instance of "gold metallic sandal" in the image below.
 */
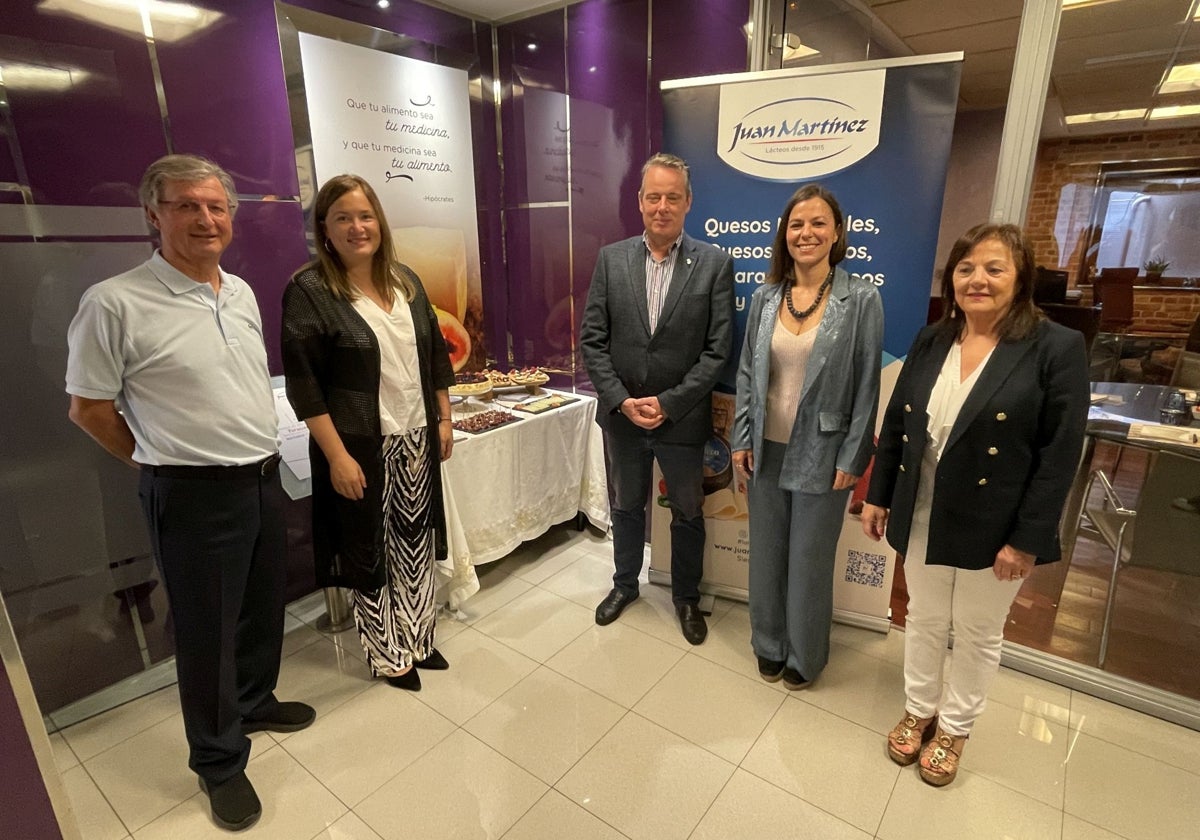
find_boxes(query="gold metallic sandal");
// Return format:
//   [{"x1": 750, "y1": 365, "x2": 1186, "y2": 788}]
[
  {"x1": 886, "y1": 713, "x2": 938, "y2": 766},
  {"x1": 918, "y1": 727, "x2": 968, "y2": 786}
]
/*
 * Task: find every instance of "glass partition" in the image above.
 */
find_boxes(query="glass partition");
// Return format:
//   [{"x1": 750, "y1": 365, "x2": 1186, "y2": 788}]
[{"x1": 1008, "y1": 0, "x2": 1200, "y2": 716}]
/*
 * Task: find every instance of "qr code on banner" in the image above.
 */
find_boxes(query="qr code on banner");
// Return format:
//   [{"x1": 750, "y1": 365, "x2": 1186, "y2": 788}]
[{"x1": 845, "y1": 549, "x2": 886, "y2": 589}]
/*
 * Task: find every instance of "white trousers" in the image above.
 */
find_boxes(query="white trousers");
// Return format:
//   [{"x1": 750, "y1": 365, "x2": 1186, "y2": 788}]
[{"x1": 902, "y1": 516, "x2": 1023, "y2": 736}]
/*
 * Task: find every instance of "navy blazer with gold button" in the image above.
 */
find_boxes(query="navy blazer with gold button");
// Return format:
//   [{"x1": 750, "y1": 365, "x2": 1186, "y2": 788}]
[{"x1": 866, "y1": 319, "x2": 1089, "y2": 570}]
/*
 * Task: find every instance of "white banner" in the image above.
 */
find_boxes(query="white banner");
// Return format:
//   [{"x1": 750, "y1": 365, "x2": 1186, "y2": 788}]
[
  {"x1": 297, "y1": 33, "x2": 483, "y2": 369},
  {"x1": 717, "y1": 70, "x2": 884, "y2": 181}
]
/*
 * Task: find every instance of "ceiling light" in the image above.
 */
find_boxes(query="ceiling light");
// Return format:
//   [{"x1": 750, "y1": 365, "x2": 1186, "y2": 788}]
[
  {"x1": 1149, "y1": 104, "x2": 1200, "y2": 120},
  {"x1": 0, "y1": 63, "x2": 90, "y2": 92},
  {"x1": 1064, "y1": 108, "x2": 1146, "y2": 125},
  {"x1": 1062, "y1": 0, "x2": 1123, "y2": 9},
  {"x1": 377, "y1": 0, "x2": 390, "y2": 8},
  {"x1": 1162, "y1": 62, "x2": 1200, "y2": 95},
  {"x1": 37, "y1": 0, "x2": 223, "y2": 43},
  {"x1": 527, "y1": 43, "x2": 537, "y2": 52}
]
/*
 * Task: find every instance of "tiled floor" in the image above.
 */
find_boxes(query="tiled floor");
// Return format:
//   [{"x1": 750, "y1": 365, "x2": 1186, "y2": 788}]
[{"x1": 52, "y1": 524, "x2": 1200, "y2": 839}]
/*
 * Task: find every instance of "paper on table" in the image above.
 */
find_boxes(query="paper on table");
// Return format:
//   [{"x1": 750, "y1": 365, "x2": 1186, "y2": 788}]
[{"x1": 273, "y1": 387, "x2": 311, "y2": 480}]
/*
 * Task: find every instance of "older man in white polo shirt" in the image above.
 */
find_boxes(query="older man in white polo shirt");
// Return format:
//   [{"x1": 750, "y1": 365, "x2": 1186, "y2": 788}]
[{"x1": 66, "y1": 154, "x2": 313, "y2": 832}]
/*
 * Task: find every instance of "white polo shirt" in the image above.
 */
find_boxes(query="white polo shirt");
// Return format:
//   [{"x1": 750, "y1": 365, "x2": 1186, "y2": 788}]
[{"x1": 66, "y1": 251, "x2": 278, "y2": 466}]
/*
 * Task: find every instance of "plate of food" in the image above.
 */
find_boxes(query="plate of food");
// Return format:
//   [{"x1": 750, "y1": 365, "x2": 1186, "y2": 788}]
[
  {"x1": 448, "y1": 371, "x2": 493, "y2": 398},
  {"x1": 503, "y1": 366, "x2": 550, "y2": 390},
  {"x1": 452, "y1": 409, "x2": 522, "y2": 434}
]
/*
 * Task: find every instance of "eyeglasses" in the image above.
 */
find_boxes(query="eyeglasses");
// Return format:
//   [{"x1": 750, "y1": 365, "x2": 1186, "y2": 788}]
[{"x1": 157, "y1": 199, "x2": 230, "y2": 218}]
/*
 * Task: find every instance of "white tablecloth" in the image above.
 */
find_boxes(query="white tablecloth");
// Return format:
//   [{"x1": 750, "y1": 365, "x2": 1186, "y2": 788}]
[{"x1": 437, "y1": 391, "x2": 610, "y2": 610}]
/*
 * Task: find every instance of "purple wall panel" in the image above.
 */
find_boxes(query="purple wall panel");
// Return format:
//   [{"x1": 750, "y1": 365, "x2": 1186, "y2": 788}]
[
  {"x1": 472, "y1": 25, "x2": 507, "y2": 367},
  {"x1": 497, "y1": 10, "x2": 569, "y2": 209},
  {"x1": 1, "y1": 1, "x2": 167, "y2": 205},
  {"x1": 288, "y1": 0, "x2": 477, "y2": 55},
  {"x1": 220, "y1": 200, "x2": 311, "y2": 375},
  {"x1": 649, "y1": 0, "x2": 749, "y2": 152},
  {"x1": 568, "y1": 0, "x2": 648, "y2": 242},
  {"x1": 0, "y1": 123, "x2": 19, "y2": 186},
  {"x1": 153, "y1": 1, "x2": 298, "y2": 196},
  {"x1": 504, "y1": 207, "x2": 571, "y2": 368},
  {"x1": 0, "y1": 666, "x2": 61, "y2": 840}
]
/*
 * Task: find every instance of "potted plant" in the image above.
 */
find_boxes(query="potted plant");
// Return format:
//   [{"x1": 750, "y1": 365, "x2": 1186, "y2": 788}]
[{"x1": 1143, "y1": 256, "x2": 1170, "y2": 282}]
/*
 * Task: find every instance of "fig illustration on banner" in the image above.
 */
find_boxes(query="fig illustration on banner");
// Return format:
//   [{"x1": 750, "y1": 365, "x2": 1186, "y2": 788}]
[{"x1": 434, "y1": 306, "x2": 471, "y2": 371}]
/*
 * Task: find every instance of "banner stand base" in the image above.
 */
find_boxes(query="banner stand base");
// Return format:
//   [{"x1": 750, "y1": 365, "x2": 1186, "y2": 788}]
[{"x1": 647, "y1": 569, "x2": 892, "y2": 634}]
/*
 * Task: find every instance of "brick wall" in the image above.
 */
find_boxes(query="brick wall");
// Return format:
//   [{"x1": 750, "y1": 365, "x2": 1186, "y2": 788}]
[
  {"x1": 1077, "y1": 286, "x2": 1200, "y2": 337},
  {"x1": 1025, "y1": 128, "x2": 1200, "y2": 281}
]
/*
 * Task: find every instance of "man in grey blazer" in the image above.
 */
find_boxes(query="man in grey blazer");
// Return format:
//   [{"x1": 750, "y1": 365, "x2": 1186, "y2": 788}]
[{"x1": 580, "y1": 153, "x2": 735, "y2": 645}]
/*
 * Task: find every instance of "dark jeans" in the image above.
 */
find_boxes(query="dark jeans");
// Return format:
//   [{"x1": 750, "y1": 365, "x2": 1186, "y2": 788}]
[
  {"x1": 606, "y1": 432, "x2": 705, "y2": 604},
  {"x1": 138, "y1": 466, "x2": 287, "y2": 784}
]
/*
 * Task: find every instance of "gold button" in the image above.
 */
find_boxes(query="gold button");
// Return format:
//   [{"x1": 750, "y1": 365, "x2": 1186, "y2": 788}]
[
  {"x1": 996, "y1": 412, "x2": 1007, "y2": 421},
  {"x1": 988, "y1": 447, "x2": 998, "y2": 455},
  {"x1": 904, "y1": 404, "x2": 912, "y2": 413},
  {"x1": 978, "y1": 478, "x2": 988, "y2": 486},
  {"x1": 900, "y1": 465, "x2": 906, "y2": 472},
  {"x1": 902, "y1": 434, "x2": 909, "y2": 443}
]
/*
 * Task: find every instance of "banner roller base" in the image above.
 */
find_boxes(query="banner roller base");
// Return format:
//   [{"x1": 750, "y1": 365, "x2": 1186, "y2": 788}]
[{"x1": 648, "y1": 570, "x2": 892, "y2": 634}]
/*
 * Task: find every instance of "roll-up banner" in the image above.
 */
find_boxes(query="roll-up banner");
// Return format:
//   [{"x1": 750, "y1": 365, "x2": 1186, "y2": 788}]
[
  {"x1": 297, "y1": 33, "x2": 483, "y2": 372},
  {"x1": 650, "y1": 55, "x2": 963, "y2": 631}
]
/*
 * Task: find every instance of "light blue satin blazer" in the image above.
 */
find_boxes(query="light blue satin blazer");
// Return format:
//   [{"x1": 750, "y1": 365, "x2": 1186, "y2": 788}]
[{"x1": 732, "y1": 268, "x2": 884, "y2": 493}]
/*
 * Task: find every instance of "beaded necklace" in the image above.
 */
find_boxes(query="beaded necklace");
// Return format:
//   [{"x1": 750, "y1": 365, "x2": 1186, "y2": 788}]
[{"x1": 785, "y1": 267, "x2": 834, "y2": 322}]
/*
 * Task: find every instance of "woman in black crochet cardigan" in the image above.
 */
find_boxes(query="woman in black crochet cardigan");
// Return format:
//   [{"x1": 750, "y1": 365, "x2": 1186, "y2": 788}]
[{"x1": 282, "y1": 175, "x2": 455, "y2": 691}]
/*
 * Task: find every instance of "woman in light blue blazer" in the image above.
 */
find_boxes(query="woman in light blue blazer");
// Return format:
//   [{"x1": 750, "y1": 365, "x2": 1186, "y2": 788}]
[{"x1": 732, "y1": 184, "x2": 883, "y2": 688}]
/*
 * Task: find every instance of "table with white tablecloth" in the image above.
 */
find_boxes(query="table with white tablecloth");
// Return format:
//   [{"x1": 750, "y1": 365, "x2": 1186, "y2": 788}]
[{"x1": 437, "y1": 390, "x2": 610, "y2": 611}]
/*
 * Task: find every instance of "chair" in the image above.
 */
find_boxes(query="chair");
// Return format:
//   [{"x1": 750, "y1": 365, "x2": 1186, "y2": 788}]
[
  {"x1": 1040, "y1": 303, "x2": 1100, "y2": 358},
  {"x1": 1171, "y1": 350, "x2": 1200, "y2": 388},
  {"x1": 1076, "y1": 451, "x2": 1200, "y2": 667},
  {"x1": 1095, "y1": 268, "x2": 1138, "y2": 333},
  {"x1": 1034, "y1": 267, "x2": 1068, "y2": 305}
]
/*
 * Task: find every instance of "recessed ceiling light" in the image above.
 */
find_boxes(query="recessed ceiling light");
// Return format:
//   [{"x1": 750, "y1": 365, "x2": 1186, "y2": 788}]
[
  {"x1": 1162, "y1": 62, "x2": 1200, "y2": 95},
  {"x1": 1149, "y1": 103, "x2": 1200, "y2": 120},
  {"x1": 527, "y1": 43, "x2": 537, "y2": 52},
  {"x1": 1064, "y1": 108, "x2": 1145, "y2": 125},
  {"x1": 376, "y1": 0, "x2": 389, "y2": 8}
]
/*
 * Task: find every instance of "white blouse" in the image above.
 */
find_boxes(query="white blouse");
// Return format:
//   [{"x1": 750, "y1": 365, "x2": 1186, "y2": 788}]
[
  {"x1": 913, "y1": 341, "x2": 994, "y2": 523},
  {"x1": 351, "y1": 296, "x2": 426, "y2": 436},
  {"x1": 764, "y1": 318, "x2": 818, "y2": 443}
]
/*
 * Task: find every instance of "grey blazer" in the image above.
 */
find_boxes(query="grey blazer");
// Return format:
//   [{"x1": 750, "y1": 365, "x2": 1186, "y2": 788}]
[
  {"x1": 580, "y1": 232, "x2": 735, "y2": 445},
  {"x1": 732, "y1": 268, "x2": 883, "y2": 493}
]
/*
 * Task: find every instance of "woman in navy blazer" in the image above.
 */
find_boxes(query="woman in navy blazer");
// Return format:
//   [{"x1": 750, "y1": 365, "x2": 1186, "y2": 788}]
[
  {"x1": 732, "y1": 184, "x2": 883, "y2": 690},
  {"x1": 862, "y1": 223, "x2": 1088, "y2": 786}
]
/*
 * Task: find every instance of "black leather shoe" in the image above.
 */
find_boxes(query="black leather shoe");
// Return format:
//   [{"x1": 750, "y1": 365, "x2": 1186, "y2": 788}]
[
  {"x1": 242, "y1": 701, "x2": 316, "y2": 734},
  {"x1": 781, "y1": 667, "x2": 811, "y2": 690},
  {"x1": 199, "y1": 771, "x2": 261, "y2": 832},
  {"x1": 676, "y1": 603, "x2": 708, "y2": 645},
  {"x1": 385, "y1": 668, "x2": 421, "y2": 691},
  {"x1": 415, "y1": 648, "x2": 449, "y2": 670},
  {"x1": 756, "y1": 656, "x2": 785, "y2": 682},
  {"x1": 595, "y1": 588, "x2": 638, "y2": 626}
]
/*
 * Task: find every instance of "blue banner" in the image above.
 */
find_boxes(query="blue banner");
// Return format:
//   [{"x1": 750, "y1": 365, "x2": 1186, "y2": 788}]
[
  {"x1": 650, "y1": 55, "x2": 962, "y2": 623},
  {"x1": 663, "y1": 55, "x2": 963, "y2": 386}
]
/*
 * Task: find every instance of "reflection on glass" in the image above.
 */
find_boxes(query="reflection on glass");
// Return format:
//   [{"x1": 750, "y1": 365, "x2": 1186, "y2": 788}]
[
  {"x1": 0, "y1": 241, "x2": 169, "y2": 716},
  {"x1": 37, "y1": 0, "x2": 224, "y2": 44},
  {"x1": 1014, "y1": 0, "x2": 1200, "y2": 710}
]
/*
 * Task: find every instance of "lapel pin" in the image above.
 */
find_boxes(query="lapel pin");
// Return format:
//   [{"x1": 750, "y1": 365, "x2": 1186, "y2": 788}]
[{"x1": 686, "y1": 258, "x2": 692, "y2": 265}]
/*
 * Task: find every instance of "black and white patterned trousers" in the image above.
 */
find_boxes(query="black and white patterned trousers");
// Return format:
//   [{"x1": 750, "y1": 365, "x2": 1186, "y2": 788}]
[{"x1": 352, "y1": 428, "x2": 437, "y2": 674}]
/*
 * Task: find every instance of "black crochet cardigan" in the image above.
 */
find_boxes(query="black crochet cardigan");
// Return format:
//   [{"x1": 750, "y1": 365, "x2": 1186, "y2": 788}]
[{"x1": 281, "y1": 266, "x2": 456, "y2": 592}]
